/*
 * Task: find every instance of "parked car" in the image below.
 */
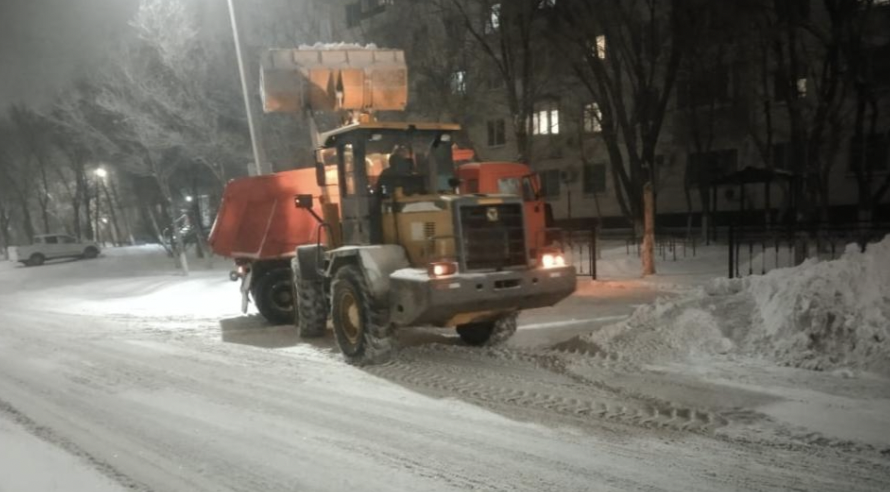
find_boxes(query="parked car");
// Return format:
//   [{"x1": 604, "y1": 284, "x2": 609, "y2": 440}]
[{"x1": 7, "y1": 234, "x2": 101, "y2": 266}]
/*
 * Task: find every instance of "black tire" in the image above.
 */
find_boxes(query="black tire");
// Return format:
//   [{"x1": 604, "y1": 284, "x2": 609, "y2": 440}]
[
  {"x1": 83, "y1": 246, "x2": 99, "y2": 259},
  {"x1": 331, "y1": 265, "x2": 394, "y2": 365},
  {"x1": 457, "y1": 313, "x2": 518, "y2": 346},
  {"x1": 252, "y1": 267, "x2": 294, "y2": 325},
  {"x1": 292, "y1": 265, "x2": 327, "y2": 338},
  {"x1": 27, "y1": 253, "x2": 45, "y2": 267}
]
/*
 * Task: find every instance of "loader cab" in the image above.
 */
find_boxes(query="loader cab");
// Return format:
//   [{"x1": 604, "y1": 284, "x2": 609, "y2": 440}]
[{"x1": 314, "y1": 122, "x2": 460, "y2": 248}]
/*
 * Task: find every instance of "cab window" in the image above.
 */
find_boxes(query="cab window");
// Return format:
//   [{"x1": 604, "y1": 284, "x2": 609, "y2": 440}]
[
  {"x1": 340, "y1": 144, "x2": 356, "y2": 196},
  {"x1": 44, "y1": 236, "x2": 59, "y2": 244},
  {"x1": 521, "y1": 176, "x2": 538, "y2": 201},
  {"x1": 497, "y1": 177, "x2": 522, "y2": 196},
  {"x1": 60, "y1": 236, "x2": 76, "y2": 244}
]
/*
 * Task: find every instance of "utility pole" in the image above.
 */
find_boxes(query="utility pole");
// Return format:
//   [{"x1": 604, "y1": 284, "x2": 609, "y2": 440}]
[{"x1": 227, "y1": 0, "x2": 270, "y2": 176}]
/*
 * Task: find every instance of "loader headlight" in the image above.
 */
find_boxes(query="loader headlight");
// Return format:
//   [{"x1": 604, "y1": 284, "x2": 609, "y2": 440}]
[
  {"x1": 541, "y1": 252, "x2": 566, "y2": 269},
  {"x1": 428, "y1": 261, "x2": 458, "y2": 278}
]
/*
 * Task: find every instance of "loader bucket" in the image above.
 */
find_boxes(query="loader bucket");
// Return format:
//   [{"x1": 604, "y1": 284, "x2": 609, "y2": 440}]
[{"x1": 260, "y1": 47, "x2": 408, "y2": 113}]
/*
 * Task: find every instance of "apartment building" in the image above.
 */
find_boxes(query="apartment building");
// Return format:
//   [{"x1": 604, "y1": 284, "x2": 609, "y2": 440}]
[{"x1": 326, "y1": 0, "x2": 890, "y2": 226}]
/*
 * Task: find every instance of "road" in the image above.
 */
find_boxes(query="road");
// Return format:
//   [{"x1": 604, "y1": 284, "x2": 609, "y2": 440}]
[{"x1": 0, "y1": 250, "x2": 888, "y2": 491}]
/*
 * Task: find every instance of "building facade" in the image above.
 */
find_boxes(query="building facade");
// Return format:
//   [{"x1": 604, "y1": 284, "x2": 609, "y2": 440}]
[{"x1": 324, "y1": 0, "x2": 890, "y2": 228}]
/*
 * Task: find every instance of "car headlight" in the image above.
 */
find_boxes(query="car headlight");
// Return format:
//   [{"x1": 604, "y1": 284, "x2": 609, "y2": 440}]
[
  {"x1": 428, "y1": 261, "x2": 458, "y2": 277},
  {"x1": 541, "y1": 252, "x2": 566, "y2": 269}
]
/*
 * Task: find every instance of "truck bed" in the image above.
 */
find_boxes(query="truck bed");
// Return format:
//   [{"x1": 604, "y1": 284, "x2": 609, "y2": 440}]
[{"x1": 209, "y1": 168, "x2": 324, "y2": 260}]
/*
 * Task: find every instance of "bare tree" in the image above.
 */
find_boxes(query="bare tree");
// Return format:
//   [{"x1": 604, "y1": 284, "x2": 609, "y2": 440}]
[
  {"x1": 0, "y1": 121, "x2": 37, "y2": 243},
  {"x1": 844, "y1": 0, "x2": 890, "y2": 222},
  {"x1": 554, "y1": 0, "x2": 692, "y2": 275},
  {"x1": 435, "y1": 0, "x2": 554, "y2": 163}
]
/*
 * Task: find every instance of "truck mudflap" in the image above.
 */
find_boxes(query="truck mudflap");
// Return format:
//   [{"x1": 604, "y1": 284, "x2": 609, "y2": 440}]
[{"x1": 388, "y1": 266, "x2": 576, "y2": 327}]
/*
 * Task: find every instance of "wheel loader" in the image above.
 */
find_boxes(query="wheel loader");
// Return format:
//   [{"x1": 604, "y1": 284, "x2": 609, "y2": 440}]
[{"x1": 215, "y1": 46, "x2": 576, "y2": 364}]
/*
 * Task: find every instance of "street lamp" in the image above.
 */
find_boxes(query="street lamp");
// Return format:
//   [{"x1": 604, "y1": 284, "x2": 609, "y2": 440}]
[
  {"x1": 185, "y1": 195, "x2": 194, "y2": 203},
  {"x1": 226, "y1": 0, "x2": 269, "y2": 176},
  {"x1": 94, "y1": 167, "x2": 108, "y2": 179}
]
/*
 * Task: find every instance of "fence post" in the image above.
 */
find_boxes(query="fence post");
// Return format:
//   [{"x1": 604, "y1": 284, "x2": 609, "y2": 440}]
[
  {"x1": 590, "y1": 226, "x2": 597, "y2": 280},
  {"x1": 728, "y1": 221, "x2": 735, "y2": 278}
]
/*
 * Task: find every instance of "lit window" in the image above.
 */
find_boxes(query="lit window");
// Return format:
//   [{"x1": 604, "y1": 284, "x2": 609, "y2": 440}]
[
  {"x1": 487, "y1": 3, "x2": 501, "y2": 33},
  {"x1": 583, "y1": 103, "x2": 602, "y2": 133},
  {"x1": 532, "y1": 103, "x2": 560, "y2": 135},
  {"x1": 538, "y1": 0, "x2": 556, "y2": 8},
  {"x1": 796, "y1": 77, "x2": 807, "y2": 97},
  {"x1": 595, "y1": 35, "x2": 607, "y2": 59},
  {"x1": 450, "y1": 70, "x2": 467, "y2": 94}
]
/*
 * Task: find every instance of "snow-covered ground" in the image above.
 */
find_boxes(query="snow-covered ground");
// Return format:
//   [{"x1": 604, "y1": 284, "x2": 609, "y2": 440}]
[{"x1": 1, "y1": 243, "x2": 888, "y2": 491}]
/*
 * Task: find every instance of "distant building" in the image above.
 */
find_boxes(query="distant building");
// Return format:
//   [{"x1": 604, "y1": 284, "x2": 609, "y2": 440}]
[{"x1": 327, "y1": 0, "x2": 890, "y2": 227}]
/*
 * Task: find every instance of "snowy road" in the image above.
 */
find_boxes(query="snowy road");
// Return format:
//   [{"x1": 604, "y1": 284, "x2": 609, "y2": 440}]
[{"x1": 1, "y1": 247, "x2": 888, "y2": 491}]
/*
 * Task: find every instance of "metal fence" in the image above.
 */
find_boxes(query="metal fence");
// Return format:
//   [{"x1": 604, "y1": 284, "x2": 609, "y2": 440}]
[
  {"x1": 547, "y1": 227, "x2": 598, "y2": 279},
  {"x1": 624, "y1": 234, "x2": 698, "y2": 262},
  {"x1": 726, "y1": 222, "x2": 890, "y2": 278}
]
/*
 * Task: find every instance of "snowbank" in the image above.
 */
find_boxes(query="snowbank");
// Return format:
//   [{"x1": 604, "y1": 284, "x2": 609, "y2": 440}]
[{"x1": 574, "y1": 236, "x2": 890, "y2": 375}]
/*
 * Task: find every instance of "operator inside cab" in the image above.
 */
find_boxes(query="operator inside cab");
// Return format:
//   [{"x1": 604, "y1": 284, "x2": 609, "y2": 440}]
[{"x1": 376, "y1": 144, "x2": 424, "y2": 196}]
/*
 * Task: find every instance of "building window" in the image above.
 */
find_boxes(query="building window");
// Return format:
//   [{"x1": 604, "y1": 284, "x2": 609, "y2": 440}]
[
  {"x1": 583, "y1": 103, "x2": 602, "y2": 133},
  {"x1": 487, "y1": 119, "x2": 506, "y2": 147},
  {"x1": 772, "y1": 142, "x2": 791, "y2": 170},
  {"x1": 538, "y1": 0, "x2": 556, "y2": 8},
  {"x1": 450, "y1": 70, "x2": 467, "y2": 94},
  {"x1": 583, "y1": 163, "x2": 607, "y2": 194},
  {"x1": 539, "y1": 169, "x2": 561, "y2": 197},
  {"x1": 774, "y1": 73, "x2": 808, "y2": 101},
  {"x1": 678, "y1": 65, "x2": 732, "y2": 108},
  {"x1": 850, "y1": 133, "x2": 889, "y2": 173},
  {"x1": 532, "y1": 102, "x2": 560, "y2": 135},
  {"x1": 594, "y1": 35, "x2": 607, "y2": 59},
  {"x1": 486, "y1": 3, "x2": 501, "y2": 34},
  {"x1": 346, "y1": 2, "x2": 361, "y2": 28},
  {"x1": 687, "y1": 149, "x2": 738, "y2": 185}
]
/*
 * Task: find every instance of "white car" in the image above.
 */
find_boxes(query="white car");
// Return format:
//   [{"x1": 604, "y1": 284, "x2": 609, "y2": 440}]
[{"x1": 7, "y1": 234, "x2": 101, "y2": 266}]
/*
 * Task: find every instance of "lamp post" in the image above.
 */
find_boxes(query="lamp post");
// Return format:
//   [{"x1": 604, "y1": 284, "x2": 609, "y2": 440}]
[{"x1": 227, "y1": 0, "x2": 270, "y2": 176}]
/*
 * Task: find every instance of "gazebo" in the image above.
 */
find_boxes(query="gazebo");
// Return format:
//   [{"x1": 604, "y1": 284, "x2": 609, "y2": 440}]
[{"x1": 708, "y1": 166, "x2": 795, "y2": 241}]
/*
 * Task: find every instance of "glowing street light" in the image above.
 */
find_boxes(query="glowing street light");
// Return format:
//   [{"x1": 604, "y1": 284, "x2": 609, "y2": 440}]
[
  {"x1": 94, "y1": 167, "x2": 108, "y2": 179},
  {"x1": 185, "y1": 195, "x2": 194, "y2": 203}
]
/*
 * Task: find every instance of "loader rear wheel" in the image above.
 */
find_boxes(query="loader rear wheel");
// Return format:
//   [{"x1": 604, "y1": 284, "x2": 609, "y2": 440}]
[
  {"x1": 331, "y1": 265, "x2": 394, "y2": 365},
  {"x1": 293, "y1": 271, "x2": 327, "y2": 338},
  {"x1": 457, "y1": 313, "x2": 518, "y2": 346},
  {"x1": 252, "y1": 267, "x2": 294, "y2": 325}
]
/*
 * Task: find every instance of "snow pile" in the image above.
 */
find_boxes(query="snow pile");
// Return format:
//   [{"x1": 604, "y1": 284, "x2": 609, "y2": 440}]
[{"x1": 574, "y1": 236, "x2": 890, "y2": 374}]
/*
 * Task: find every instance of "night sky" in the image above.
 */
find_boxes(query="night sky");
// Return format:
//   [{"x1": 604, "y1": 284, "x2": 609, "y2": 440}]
[{"x1": 0, "y1": 0, "x2": 139, "y2": 108}]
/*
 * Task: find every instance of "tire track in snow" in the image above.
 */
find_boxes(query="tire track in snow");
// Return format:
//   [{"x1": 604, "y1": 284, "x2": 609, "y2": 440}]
[{"x1": 0, "y1": 397, "x2": 153, "y2": 492}]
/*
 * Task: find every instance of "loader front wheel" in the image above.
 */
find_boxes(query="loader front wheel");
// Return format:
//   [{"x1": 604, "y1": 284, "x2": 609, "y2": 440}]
[
  {"x1": 457, "y1": 312, "x2": 518, "y2": 347},
  {"x1": 331, "y1": 265, "x2": 393, "y2": 365},
  {"x1": 253, "y1": 267, "x2": 294, "y2": 325}
]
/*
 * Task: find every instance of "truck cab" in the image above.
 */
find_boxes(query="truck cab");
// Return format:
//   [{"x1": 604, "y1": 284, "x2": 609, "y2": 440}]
[{"x1": 456, "y1": 162, "x2": 549, "y2": 262}]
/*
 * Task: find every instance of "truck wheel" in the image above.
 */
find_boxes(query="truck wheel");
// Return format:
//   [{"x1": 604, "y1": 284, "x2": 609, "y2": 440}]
[
  {"x1": 456, "y1": 313, "x2": 518, "y2": 346},
  {"x1": 293, "y1": 272, "x2": 327, "y2": 338},
  {"x1": 27, "y1": 253, "x2": 45, "y2": 267},
  {"x1": 252, "y1": 268, "x2": 294, "y2": 325},
  {"x1": 83, "y1": 247, "x2": 99, "y2": 259},
  {"x1": 331, "y1": 265, "x2": 394, "y2": 365}
]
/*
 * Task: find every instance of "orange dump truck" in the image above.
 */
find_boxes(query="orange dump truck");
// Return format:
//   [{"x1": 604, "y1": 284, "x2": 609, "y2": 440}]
[{"x1": 209, "y1": 167, "x2": 323, "y2": 323}]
